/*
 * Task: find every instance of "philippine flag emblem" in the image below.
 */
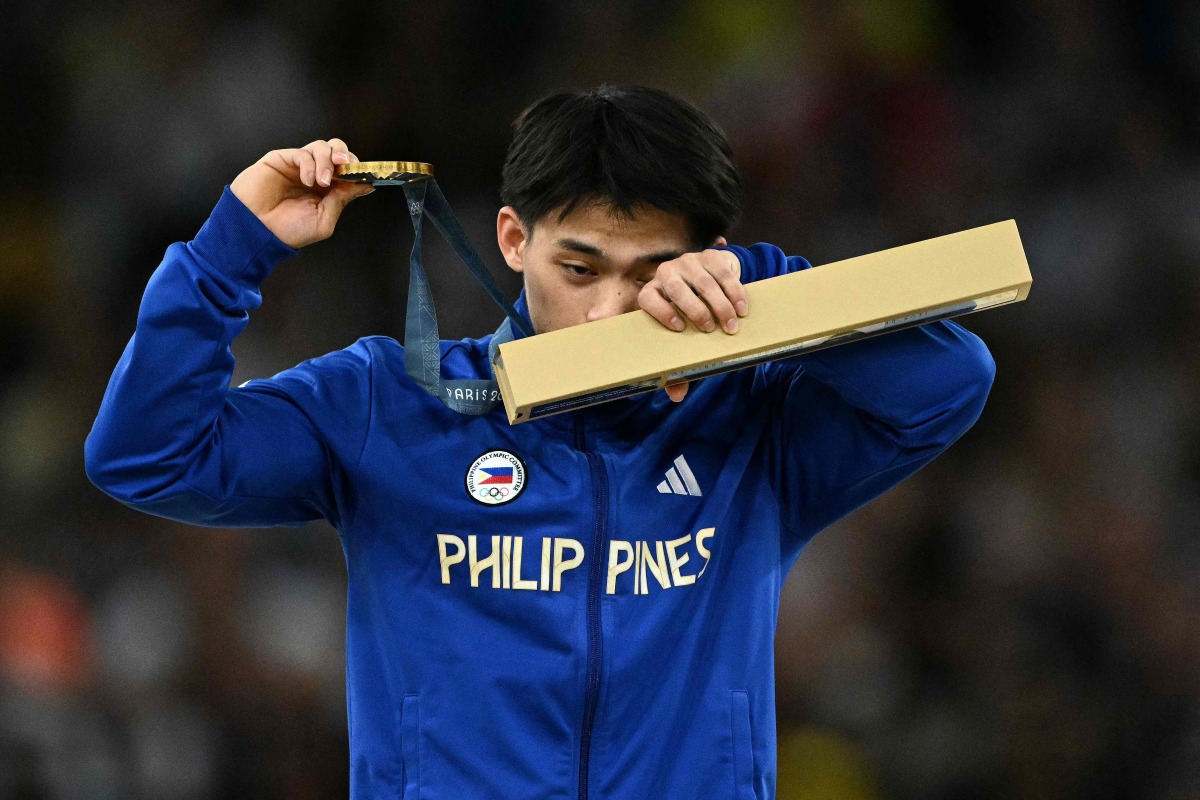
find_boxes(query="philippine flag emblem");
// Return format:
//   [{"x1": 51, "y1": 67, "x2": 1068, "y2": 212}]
[{"x1": 466, "y1": 450, "x2": 527, "y2": 506}]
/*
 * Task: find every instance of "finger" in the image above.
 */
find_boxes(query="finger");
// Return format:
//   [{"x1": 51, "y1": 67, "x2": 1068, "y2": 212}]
[
  {"x1": 325, "y1": 180, "x2": 375, "y2": 208},
  {"x1": 306, "y1": 140, "x2": 336, "y2": 186},
  {"x1": 260, "y1": 148, "x2": 296, "y2": 180},
  {"x1": 711, "y1": 251, "x2": 749, "y2": 317},
  {"x1": 661, "y1": 273, "x2": 717, "y2": 332},
  {"x1": 639, "y1": 285, "x2": 685, "y2": 331},
  {"x1": 686, "y1": 268, "x2": 739, "y2": 334},
  {"x1": 288, "y1": 148, "x2": 317, "y2": 187},
  {"x1": 328, "y1": 138, "x2": 353, "y2": 166},
  {"x1": 665, "y1": 382, "x2": 689, "y2": 403}
]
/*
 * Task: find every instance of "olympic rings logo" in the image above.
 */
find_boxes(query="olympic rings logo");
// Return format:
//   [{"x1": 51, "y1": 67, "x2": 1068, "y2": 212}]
[{"x1": 477, "y1": 487, "x2": 510, "y2": 500}]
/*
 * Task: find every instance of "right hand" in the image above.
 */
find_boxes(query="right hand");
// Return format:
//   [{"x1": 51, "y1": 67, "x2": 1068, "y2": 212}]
[{"x1": 230, "y1": 138, "x2": 375, "y2": 249}]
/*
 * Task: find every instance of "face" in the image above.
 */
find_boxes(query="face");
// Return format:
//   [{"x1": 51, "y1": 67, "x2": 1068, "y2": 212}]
[{"x1": 496, "y1": 200, "x2": 725, "y2": 334}]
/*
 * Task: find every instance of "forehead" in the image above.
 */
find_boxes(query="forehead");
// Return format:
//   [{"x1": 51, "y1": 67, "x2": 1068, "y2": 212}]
[{"x1": 535, "y1": 200, "x2": 693, "y2": 253}]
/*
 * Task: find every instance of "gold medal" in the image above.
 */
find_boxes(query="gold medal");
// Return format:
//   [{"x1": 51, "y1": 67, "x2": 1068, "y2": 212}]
[{"x1": 333, "y1": 161, "x2": 434, "y2": 185}]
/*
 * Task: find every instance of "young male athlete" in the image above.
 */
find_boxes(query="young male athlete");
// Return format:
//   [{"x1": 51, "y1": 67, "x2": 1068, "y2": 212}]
[{"x1": 86, "y1": 84, "x2": 996, "y2": 799}]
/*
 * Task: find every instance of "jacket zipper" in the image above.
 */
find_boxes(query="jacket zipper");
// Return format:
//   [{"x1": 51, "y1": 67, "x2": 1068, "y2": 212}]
[{"x1": 575, "y1": 411, "x2": 607, "y2": 800}]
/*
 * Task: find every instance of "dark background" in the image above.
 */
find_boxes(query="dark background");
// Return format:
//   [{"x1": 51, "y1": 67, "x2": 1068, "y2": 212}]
[{"x1": 2, "y1": 1, "x2": 1199, "y2": 798}]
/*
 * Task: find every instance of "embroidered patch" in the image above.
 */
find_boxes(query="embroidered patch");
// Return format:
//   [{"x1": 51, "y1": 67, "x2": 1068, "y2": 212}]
[{"x1": 465, "y1": 451, "x2": 527, "y2": 506}]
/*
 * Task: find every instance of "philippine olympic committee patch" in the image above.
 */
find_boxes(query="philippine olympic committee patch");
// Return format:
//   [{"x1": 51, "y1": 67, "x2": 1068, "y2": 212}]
[{"x1": 466, "y1": 450, "x2": 527, "y2": 506}]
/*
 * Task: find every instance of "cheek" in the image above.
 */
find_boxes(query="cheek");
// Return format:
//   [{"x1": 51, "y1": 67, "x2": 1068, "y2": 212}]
[
  {"x1": 542, "y1": 277, "x2": 596, "y2": 329},
  {"x1": 521, "y1": 266, "x2": 574, "y2": 329},
  {"x1": 524, "y1": 269, "x2": 557, "y2": 308}
]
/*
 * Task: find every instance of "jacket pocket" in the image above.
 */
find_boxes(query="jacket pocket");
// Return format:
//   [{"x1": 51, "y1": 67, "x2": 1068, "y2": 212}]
[
  {"x1": 730, "y1": 690, "x2": 756, "y2": 800},
  {"x1": 401, "y1": 693, "x2": 421, "y2": 799}
]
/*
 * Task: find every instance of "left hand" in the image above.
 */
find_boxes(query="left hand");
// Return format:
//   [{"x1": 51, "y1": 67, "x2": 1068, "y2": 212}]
[{"x1": 638, "y1": 249, "x2": 748, "y2": 403}]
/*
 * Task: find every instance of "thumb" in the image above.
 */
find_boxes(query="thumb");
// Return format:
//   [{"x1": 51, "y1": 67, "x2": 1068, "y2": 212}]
[
  {"x1": 319, "y1": 181, "x2": 376, "y2": 219},
  {"x1": 665, "y1": 382, "x2": 689, "y2": 403}
]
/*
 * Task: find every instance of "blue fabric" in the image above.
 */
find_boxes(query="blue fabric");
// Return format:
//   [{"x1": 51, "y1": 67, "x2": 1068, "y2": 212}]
[{"x1": 86, "y1": 187, "x2": 997, "y2": 800}]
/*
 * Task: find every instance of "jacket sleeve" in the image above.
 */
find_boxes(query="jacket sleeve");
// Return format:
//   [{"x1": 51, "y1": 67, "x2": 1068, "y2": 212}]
[
  {"x1": 84, "y1": 186, "x2": 374, "y2": 529},
  {"x1": 720, "y1": 243, "x2": 997, "y2": 546}
]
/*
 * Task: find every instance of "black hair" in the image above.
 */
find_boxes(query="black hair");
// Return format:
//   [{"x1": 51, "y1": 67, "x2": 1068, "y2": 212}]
[{"x1": 500, "y1": 84, "x2": 741, "y2": 248}]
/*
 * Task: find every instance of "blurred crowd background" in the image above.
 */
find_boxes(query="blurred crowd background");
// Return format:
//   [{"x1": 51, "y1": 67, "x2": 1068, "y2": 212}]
[{"x1": 2, "y1": 0, "x2": 1199, "y2": 798}]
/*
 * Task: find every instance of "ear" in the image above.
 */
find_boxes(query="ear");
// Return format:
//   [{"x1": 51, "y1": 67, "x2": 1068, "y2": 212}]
[
  {"x1": 497, "y1": 206, "x2": 530, "y2": 274},
  {"x1": 713, "y1": 235, "x2": 728, "y2": 247}
]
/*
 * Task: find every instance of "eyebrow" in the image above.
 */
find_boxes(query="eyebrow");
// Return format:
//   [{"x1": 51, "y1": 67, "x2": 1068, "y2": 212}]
[{"x1": 555, "y1": 237, "x2": 684, "y2": 265}]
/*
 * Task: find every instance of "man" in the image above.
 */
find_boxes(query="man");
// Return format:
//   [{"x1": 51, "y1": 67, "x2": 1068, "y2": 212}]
[{"x1": 86, "y1": 84, "x2": 995, "y2": 799}]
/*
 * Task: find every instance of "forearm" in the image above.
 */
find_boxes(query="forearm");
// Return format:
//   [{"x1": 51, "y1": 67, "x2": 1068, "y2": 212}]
[
  {"x1": 720, "y1": 240, "x2": 995, "y2": 445},
  {"x1": 793, "y1": 318, "x2": 996, "y2": 449},
  {"x1": 729, "y1": 238, "x2": 998, "y2": 541}
]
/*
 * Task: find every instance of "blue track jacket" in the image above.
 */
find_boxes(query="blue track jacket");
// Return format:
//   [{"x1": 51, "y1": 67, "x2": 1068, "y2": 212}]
[{"x1": 85, "y1": 187, "x2": 996, "y2": 800}]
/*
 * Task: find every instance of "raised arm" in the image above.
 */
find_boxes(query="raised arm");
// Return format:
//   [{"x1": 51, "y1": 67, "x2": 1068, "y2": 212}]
[
  {"x1": 761, "y1": 315, "x2": 994, "y2": 546},
  {"x1": 84, "y1": 140, "x2": 376, "y2": 528},
  {"x1": 639, "y1": 240, "x2": 995, "y2": 550},
  {"x1": 727, "y1": 242, "x2": 995, "y2": 548}
]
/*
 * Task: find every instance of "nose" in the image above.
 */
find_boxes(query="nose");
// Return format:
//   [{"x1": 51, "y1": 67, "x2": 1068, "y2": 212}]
[{"x1": 586, "y1": 285, "x2": 638, "y2": 323}]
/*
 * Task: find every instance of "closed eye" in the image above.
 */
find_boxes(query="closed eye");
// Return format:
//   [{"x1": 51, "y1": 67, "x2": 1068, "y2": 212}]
[{"x1": 560, "y1": 262, "x2": 656, "y2": 283}]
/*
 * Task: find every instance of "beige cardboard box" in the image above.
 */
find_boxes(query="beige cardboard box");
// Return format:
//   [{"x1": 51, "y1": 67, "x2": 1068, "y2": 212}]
[{"x1": 493, "y1": 219, "x2": 1031, "y2": 425}]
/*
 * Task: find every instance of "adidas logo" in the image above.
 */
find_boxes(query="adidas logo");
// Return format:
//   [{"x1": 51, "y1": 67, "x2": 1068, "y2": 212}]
[{"x1": 657, "y1": 455, "x2": 702, "y2": 497}]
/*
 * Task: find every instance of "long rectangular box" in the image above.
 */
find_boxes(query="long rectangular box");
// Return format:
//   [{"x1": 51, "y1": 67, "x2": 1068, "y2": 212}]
[{"x1": 493, "y1": 219, "x2": 1031, "y2": 425}]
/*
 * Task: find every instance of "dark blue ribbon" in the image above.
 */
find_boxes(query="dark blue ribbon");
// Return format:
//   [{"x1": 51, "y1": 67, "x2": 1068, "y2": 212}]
[{"x1": 399, "y1": 178, "x2": 528, "y2": 415}]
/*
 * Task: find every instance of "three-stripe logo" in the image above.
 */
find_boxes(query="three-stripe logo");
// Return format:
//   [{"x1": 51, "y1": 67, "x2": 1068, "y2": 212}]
[{"x1": 657, "y1": 455, "x2": 702, "y2": 497}]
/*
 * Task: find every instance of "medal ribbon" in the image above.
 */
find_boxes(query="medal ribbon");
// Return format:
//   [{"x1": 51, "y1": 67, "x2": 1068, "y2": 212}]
[{"x1": 399, "y1": 178, "x2": 530, "y2": 415}]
